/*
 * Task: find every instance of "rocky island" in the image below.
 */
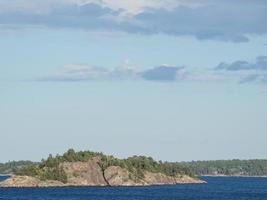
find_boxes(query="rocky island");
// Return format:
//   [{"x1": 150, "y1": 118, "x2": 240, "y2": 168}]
[{"x1": 0, "y1": 149, "x2": 205, "y2": 187}]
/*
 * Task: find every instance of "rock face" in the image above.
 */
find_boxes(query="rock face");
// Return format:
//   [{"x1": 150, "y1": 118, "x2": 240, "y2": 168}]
[
  {"x1": 104, "y1": 166, "x2": 139, "y2": 186},
  {"x1": 61, "y1": 158, "x2": 107, "y2": 186},
  {"x1": 0, "y1": 158, "x2": 205, "y2": 187}
]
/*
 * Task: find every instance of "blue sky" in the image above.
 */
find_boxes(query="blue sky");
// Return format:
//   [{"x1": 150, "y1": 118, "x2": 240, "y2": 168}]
[{"x1": 0, "y1": 0, "x2": 267, "y2": 162}]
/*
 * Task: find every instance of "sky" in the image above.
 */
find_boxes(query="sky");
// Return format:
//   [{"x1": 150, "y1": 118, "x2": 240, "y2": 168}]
[{"x1": 0, "y1": 0, "x2": 267, "y2": 162}]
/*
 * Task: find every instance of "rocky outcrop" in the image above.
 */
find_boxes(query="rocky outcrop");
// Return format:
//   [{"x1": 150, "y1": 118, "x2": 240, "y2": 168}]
[
  {"x1": 174, "y1": 175, "x2": 205, "y2": 184},
  {"x1": 61, "y1": 157, "x2": 107, "y2": 186},
  {"x1": 104, "y1": 166, "x2": 141, "y2": 186},
  {"x1": 143, "y1": 172, "x2": 205, "y2": 185},
  {"x1": 144, "y1": 172, "x2": 176, "y2": 185},
  {"x1": 0, "y1": 159, "x2": 205, "y2": 187},
  {"x1": 0, "y1": 176, "x2": 65, "y2": 187}
]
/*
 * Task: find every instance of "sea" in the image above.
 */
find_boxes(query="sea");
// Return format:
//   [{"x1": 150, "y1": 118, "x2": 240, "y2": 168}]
[{"x1": 0, "y1": 176, "x2": 267, "y2": 200}]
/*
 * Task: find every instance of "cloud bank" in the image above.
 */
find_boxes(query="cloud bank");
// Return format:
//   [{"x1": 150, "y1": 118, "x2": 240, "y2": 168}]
[
  {"x1": 38, "y1": 63, "x2": 187, "y2": 82},
  {"x1": 215, "y1": 56, "x2": 267, "y2": 84},
  {"x1": 0, "y1": 0, "x2": 267, "y2": 42},
  {"x1": 38, "y1": 55, "x2": 267, "y2": 84},
  {"x1": 216, "y1": 56, "x2": 267, "y2": 71}
]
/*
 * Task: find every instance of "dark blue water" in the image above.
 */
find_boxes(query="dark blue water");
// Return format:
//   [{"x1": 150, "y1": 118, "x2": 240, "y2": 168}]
[{"x1": 0, "y1": 176, "x2": 267, "y2": 200}]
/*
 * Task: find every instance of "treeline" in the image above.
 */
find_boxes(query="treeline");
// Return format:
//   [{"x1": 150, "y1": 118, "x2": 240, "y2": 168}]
[
  {"x1": 15, "y1": 149, "x2": 194, "y2": 183},
  {"x1": 0, "y1": 161, "x2": 38, "y2": 175},
  {"x1": 4, "y1": 151, "x2": 266, "y2": 181},
  {"x1": 181, "y1": 159, "x2": 267, "y2": 176}
]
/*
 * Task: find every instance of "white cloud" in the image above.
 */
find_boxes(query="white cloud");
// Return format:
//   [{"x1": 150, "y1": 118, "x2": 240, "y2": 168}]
[
  {"x1": 98, "y1": 0, "x2": 178, "y2": 16},
  {"x1": 110, "y1": 59, "x2": 140, "y2": 80},
  {"x1": 38, "y1": 63, "x2": 109, "y2": 81},
  {"x1": 0, "y1": 0, "x2": 204, "y2": 15},
  {"x1": 76, "y1": 0, "x2": 206, "y2": 16}
]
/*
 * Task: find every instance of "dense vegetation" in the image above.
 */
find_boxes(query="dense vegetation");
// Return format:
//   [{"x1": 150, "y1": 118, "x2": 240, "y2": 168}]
[
  {"x1": 0, "y1": 161, "x2": 38, "y2": 175},
  {"x1": 99, "y1": 154, "x2": 194, "y2": 180},
  {"x1": 14, "y1": 149, "x2": 194, "y2": 183},
  {"x1": 181, "y1": 159, "x2": 267, "y2": 176},
  {"x1": 4, "y1": 151, "x2": 266, "y2": 183}
]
